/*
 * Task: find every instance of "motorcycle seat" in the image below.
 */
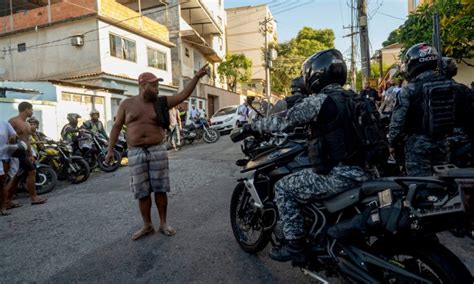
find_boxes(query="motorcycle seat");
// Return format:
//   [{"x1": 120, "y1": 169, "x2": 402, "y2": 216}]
[
  {"x1": 361, "y1": 180, "x2": 402, "y2": 196},
  {"x1": 323, "y1": 187, "x2": 361, "y2": 213}
]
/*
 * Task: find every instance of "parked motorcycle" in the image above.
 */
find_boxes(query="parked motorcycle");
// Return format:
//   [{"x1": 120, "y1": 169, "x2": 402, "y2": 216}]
[
  {"x1": 36, "y1": 141, "x2": 90, "y2": 184},
  {"x1": 228, "y1": 102, "x2": 474, "y2": 283},
  {"x1": 17, "y1": 162, "x2": 57, "y2": 195},
  {"x1": 180, "y1": 117, "x2": 220, "y2": 145},
  {"x1": 75, "y1": 128, "x2": 121, "y2": 172},
  {"x1": 116, "y1": 132, "x2": 128, "y2": 159}
]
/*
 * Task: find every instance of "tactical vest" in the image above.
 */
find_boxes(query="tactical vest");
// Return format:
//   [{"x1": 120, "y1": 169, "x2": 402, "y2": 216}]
[
  {"x1": 308, "y1": 90, "x2": 364, "y2": 174},
  {"x1": 405, "y1": 75, "x2": 456, "y2": 138}
]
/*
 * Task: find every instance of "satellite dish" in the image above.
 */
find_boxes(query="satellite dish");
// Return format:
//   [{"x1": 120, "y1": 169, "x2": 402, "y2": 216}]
[{"x1": 0, "y1": 67, "x2": 5, "y2": 76}]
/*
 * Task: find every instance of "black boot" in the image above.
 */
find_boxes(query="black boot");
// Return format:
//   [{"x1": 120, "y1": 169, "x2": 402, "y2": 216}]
[{"x1": 269, "y1": 239, "x2": 306, "y2": 263}]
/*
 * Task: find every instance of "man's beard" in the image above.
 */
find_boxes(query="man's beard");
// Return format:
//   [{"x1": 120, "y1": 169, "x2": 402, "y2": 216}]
[{"x1": 145, "y1": 91, "x2": 158, "y2": 101}]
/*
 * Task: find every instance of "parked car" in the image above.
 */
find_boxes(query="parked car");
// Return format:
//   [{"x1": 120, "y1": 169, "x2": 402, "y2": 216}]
[{"x1": 209, "y1": 105, "x2": 240, "y2": 134}]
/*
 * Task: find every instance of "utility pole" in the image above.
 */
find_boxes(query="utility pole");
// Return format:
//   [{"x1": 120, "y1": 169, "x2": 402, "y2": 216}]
[
  {"x1": 357, "y1": 0, "x2": 371, "y2": 85},
  {"x1": 259, "y1": 16, "x2": 273, "y2": 111},
  {"x1": 343, "y1": 0, "x2": 358, "y2": 91}
]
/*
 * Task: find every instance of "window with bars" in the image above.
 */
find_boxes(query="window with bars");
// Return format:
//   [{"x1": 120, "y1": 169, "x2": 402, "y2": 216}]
[
  {"x1": 147, "y1": 47, "x2": 167, "y2": 70},
  {"x1": 109, "y1": 33, "x2": 136, "y2": 62}
]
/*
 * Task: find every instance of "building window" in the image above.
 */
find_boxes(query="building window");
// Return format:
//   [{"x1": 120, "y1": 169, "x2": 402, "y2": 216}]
[
  {"x1": 61, "y1": 93, "x2": 72, "y2": 101},
  {"x1": 185, "y1": 48, "x2": 190, "y2": 57},
  {"x1": 412, "y1": 0, "x2": 420, "y2": 8},
  {"x1": 109, "y1": 33, "x2": 136, "y2": 62},
  {"x1": 147, "y1": 47, "x2": 167, "y2": 70}
]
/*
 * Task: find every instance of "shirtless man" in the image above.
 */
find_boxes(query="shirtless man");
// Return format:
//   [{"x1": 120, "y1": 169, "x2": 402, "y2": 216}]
[
  {"x1": 6, "y1": 102, "x2": 47, "y2": 205},
  {"x1": 106, "y1": 65, "x2": 209, "y2": 240}
]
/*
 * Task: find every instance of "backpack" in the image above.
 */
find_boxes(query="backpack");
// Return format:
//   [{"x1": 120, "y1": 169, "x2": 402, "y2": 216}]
[
  {"x1": 325, "y1": 90, "x2": 389, "y2": 166},
  {"x1": 327, "y1": 90, "x2": 389, "y2": 167},
  {"x1": 420, "y1": 78, "x2": 456, "y2": 137},
  {"x1": 349, "y1": 93, "x2": 389, "y2": 166}
]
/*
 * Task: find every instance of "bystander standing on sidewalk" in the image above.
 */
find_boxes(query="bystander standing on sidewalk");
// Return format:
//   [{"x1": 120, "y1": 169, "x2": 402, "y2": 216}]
[
  {"x1": 169, "y1": 107, "x2": 182, "y2": 151},
  {"x1": 5, "y1": 102, "x2": 47, "y2": 206}
]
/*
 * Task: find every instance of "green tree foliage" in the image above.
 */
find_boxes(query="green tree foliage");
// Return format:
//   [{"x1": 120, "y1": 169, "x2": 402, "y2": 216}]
[
  {"x1": 384, "y1": 1, "x2": 473, "y2": 61},
  {"x1": 271, "y1": 27, "x2": 335, "y2": 95},
  {"x1": 217, "y1": 53, "x2": 252, "y2": 92},
  {"x1": 382, "y1": 28, "x2": 401, "y2": 47},
  {"x1": 355, "y1": 63, "x2": 392, "y2": 91}
]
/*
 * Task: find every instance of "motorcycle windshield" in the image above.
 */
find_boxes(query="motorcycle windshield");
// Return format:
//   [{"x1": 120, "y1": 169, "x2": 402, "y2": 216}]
[{"x1": 268, "y1": 100, "x2": 288, "y2": 117}]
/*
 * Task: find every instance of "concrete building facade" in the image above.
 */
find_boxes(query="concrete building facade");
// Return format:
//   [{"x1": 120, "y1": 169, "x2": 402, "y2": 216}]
[
  {"x1": 117, "y1": 0, "x2": 241, "y2": 120},
  {"x1": 0, "y1": 0, "x2": 177, "y2": 98},
  {"x1": 226, "y1": 4, "x2": 277, "y2": 97}
]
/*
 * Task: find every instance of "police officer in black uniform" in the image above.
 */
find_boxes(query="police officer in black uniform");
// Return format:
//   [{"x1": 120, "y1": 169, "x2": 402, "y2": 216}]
[
  {"x1": 250, "y1": 49, "x2": 370, "y2": 262},
  {"x1": 284, "y1": 76, "x2": 308, "y2": 109},
  {"x1": 388, "y1": 43, "x2": 473, "y2": 176}
]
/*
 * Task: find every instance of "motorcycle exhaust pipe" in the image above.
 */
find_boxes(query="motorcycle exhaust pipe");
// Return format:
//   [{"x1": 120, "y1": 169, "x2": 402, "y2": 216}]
[{"x1": 301, "y1": 268, "x2": 329, "y2": 284}]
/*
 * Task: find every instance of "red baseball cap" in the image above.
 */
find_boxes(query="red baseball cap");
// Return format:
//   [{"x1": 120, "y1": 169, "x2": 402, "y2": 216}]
[{"x1": 138, "y1": 72, "x2": 164, "y2": 85}]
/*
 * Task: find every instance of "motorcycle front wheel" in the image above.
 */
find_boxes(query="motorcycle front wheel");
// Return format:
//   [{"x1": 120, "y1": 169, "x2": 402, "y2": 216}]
[
  {"x1": 97, "y1": 150, "x2": 121, "y2": 173},
  {"x1": 203, "y1": 129, "x2": 220, "y2": 143},
  {"x1": 368, "y1": 240, "x2": 472, "y2": 283},
  {"x1": 69, "y1": 158, "x2": 90, "y2": 184},
  {"x1": 36, "y1": 166, "x2": 58, "y2": 195},
  {"x1": 230, "y1": 182, "x2": 271, "y2": 253}
]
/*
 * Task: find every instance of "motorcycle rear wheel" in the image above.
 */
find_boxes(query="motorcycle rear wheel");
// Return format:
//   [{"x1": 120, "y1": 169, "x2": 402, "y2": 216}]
[
  {"x1": 36, "y1": 166, "x2": 57, "y2": 195},
  {"x1": 230, "y1": 182, "x2": 271, "y2": 253},
  {"x1": 368, "y1": 240, "x2": 472, "y2": 283},
  {"x1": 69, "y1": 158, "x2": 90, "y2": 184},
  {"x1": 97, "y1": 150, "x2": 121, "y2": 173}
]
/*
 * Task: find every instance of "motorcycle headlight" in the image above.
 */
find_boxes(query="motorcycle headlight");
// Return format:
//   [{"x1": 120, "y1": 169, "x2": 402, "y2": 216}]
[{"x1": 66, "y1": 145, "x2": 73, "y2": 152}]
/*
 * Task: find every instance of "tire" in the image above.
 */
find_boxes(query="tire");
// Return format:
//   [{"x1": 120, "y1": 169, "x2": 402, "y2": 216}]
[
  {"x1": 97, "y1": 150, "x2": 121, "y2": 173},
  {"x1": 369, "y1": 240, "x2": 472, "y2": 283},
  {"x1": 35, "y1": 166, "x2": 57, "y2": 195},
  {"x1": 69, "y1": 158, "x2": 90, "y2": 184},
  {"x1": 203, "y1": 129, "x2": 220, "y2": 143},
  {"x1": 230, "y1": 182, "x2": 271, "y2": 253}
]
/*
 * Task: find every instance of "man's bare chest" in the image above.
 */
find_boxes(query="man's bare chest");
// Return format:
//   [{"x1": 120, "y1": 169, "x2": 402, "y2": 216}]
[{"x1": 125, "y1": 103, "x2": 156, "y2": 124}]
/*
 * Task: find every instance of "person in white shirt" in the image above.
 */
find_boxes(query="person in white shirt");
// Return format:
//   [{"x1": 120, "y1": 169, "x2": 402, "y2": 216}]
[
  {"x1": 168, "y1": 107, "x2": 182, "y2": 151},
  {"x1": 237, "y1": 101, "x2": 249, "y2": 127},
  {"x1": 0, "y1": 121, "x2": 17, "y2": 215},
  {"x1": 189, "y1": 106, "x2": 201, "y2": 120}
]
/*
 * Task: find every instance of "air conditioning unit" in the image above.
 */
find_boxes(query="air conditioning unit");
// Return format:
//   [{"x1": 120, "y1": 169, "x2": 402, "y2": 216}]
[{"x1": 71, "y1": 35, "x2": 84, "y2": 47}]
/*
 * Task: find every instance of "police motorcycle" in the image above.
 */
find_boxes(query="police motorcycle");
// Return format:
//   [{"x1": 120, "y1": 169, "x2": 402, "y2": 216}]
[
  {"x1": 35, "y1": 140, "x2": 90, "y2": 184},
  {"x1": 229, "y1": 100, "x2": 474, "y2": 283},
  {"x1": 179, "y1": 116, "x2": 220, "y2": 145},
  {"x1": 75, "y1": 128, "x2": 121, "y2": 173}
]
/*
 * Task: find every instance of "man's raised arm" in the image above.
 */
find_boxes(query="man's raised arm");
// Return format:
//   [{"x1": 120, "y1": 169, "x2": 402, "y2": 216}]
[{"x1": 167, "y1": 64, "x2": 209, "y2": 109}]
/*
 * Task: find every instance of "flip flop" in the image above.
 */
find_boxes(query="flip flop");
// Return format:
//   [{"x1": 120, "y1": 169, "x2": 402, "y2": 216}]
[
  {"x1": 1, "y1": 211, "x2": 11, "y2": 216},
  {"x1": 159, "y1": 226, "x2": 177, "y2": 237},
  {"x1": 6, "y1": 202, "x2": 22, "y2": 210},
  {"x1": 31, "y1": 198, "x2": 48, "y2": 205},
  {"x1": 132, "y1": 226, "x2": 155, "y2": 241}
]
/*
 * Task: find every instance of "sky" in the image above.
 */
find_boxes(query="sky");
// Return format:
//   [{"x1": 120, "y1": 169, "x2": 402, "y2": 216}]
[{"x1": 225, "y1": 0, "x2": 408, "y2": 61}]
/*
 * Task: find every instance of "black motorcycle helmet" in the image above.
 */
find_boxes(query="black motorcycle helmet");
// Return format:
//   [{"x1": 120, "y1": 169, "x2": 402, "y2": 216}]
[
  {"x1": 290, "y1": 76, "x2": 307, "y2": 95},
  {"x1": 302, "y1": 49, "x2": 347, "y2": 94},
  {"x1": 27, "y1": 116, "x2": 40, "y2": 127},
  {"x1": 402, "y1": 43, "x2": 438, "y2": 80},
  {"x1": 67, "y1": 113, "x2": 81, "y2": 125},
  {"x1": 442, "y1": 57, "x2": 458, "y2": 79}
]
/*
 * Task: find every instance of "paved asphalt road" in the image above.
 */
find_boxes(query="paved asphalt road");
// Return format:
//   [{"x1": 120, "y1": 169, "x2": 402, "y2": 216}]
[{"x1": 1, "y1": 137, "x2": 473, "y2": 283}]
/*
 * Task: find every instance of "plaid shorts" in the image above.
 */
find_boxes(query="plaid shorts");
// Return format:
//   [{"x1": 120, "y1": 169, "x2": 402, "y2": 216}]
[{"x1": 128, "y1": 144, "x2": 170, "y2": 199}]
